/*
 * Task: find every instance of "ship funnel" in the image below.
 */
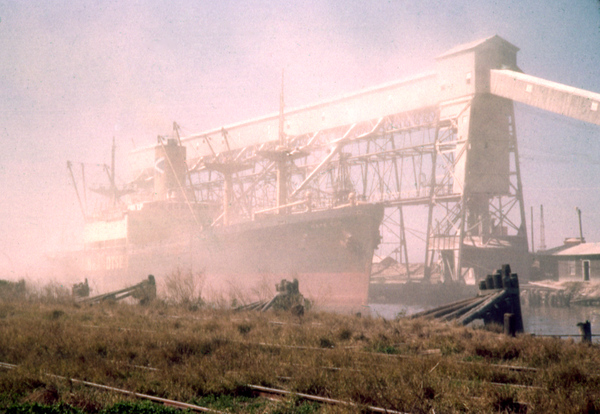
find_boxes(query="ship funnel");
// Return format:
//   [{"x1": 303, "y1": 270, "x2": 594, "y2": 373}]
[{"x1": 154, "y1": 138, "x2": 187, "y2": 200}]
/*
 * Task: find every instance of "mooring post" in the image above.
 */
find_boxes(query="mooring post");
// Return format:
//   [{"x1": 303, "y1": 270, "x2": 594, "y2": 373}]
[
  {"x1": 502, "y1": 264, "x2": 524, "y2": 333},
  {"x1": 504, "y1": 313, "x2": 516, "y2": 337},
  {"x1": 577, "y1": 320, "x2": 592, "y2": 344}
]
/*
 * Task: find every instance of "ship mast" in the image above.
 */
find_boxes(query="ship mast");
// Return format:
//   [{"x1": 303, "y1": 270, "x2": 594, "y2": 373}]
[
  {"x1": 276, "y1": 69, "x2": 288, "y2": 215},
  {"x1": 101, "y1": 137, "x2": 118, "y2": 207},
  {"x1": 111, "y1": 137, "x2": 116, "y2": 206},
  {"x1": 67, "y1": 161, "x2": 86, "y2": 220}
]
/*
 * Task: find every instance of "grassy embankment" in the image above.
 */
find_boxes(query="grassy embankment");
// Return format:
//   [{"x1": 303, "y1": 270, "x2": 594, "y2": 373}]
[{"x1": 0, "y1": 285, "x2": 600, "y2": 413}]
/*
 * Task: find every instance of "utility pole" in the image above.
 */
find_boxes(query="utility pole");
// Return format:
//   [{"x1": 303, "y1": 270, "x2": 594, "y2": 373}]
[
  {"x1": 576, "y1": 207, "x2": 584, "y2": 242},
  {"x1": 530, "y1": 206, "x2": 535, "y2": 252},
  {"x1": 539, "y1": 205, "x2": 546, "y2": 251}
]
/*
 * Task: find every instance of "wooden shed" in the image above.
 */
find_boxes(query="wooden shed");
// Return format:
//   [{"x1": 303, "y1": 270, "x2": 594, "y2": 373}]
[{"x1": 535, "y1": 239, "x2": 600, "y2": 282}]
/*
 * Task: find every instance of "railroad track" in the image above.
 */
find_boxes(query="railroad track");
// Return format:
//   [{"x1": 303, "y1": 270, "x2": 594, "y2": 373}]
[{"x1": 0, "y1": 361, "x2": 409, "y2": 413}]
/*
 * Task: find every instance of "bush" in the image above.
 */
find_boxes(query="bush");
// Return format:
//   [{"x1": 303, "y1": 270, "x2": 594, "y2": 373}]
[{"x1": 163, "y1": 269, "x2": 204, "y2": 307}]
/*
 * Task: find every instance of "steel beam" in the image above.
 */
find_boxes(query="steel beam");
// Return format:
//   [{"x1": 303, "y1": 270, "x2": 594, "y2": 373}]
[{"x1": 491, "y1": 69, "x2": 600, "y2": 125}]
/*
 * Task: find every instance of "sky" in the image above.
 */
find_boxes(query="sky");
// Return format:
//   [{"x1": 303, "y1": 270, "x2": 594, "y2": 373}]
[{"x1": 1, "y1": 0, "x2": 600, "y2": 278}]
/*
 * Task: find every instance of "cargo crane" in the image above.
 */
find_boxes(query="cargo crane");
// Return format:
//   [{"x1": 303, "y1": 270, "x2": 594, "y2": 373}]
[{"x1": 123, "y1": 35, "x2": 600, "y2": 289}]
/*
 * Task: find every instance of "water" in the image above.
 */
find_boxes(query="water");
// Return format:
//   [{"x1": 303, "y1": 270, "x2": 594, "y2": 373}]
[
  {"x1": 368, "y1": 303, "x2": 600, "y2": 343},
  {"x1": 523, "y1": 306, "x2": 600, "y2": 341},
  {"x1": 368, "y1": 303, "x2": 427, "y2": 319}
]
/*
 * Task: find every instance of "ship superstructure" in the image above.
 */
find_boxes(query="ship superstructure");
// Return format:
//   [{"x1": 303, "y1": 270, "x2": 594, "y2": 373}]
[{"x1": 73, "y1": 130, "x2": 383, "y2": 311}]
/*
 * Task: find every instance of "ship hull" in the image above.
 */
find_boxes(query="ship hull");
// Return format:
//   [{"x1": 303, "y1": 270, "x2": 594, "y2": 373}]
[{"x1": 69, "y1": 203, "x2": 384, "y2": 312}]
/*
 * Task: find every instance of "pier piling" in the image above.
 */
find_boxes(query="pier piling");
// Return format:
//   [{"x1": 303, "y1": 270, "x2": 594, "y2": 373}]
[
  {"x1": 504, "y1": 313, "x2": 517, "y2": 337},
  {"x1": 578, "y1": 320, "x2": 592, "y2": 343},
  {"x1": 412, "y1": 264, "x2": 524, "y2": 334}
]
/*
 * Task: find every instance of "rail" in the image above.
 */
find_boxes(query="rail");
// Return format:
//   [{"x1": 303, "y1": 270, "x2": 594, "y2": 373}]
[{"x1": 0, "y1": 361, "x2": 408, "y2": 414}]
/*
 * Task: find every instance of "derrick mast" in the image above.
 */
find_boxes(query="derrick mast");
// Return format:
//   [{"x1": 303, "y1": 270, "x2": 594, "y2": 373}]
[{"x1": 154, "y1": 138, "x2": 187, "y2": 201}]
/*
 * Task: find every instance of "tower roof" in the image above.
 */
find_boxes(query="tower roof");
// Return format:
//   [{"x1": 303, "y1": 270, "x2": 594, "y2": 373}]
[{"x1": 436, "y1": 35, "x2": 519, "y2": 60}]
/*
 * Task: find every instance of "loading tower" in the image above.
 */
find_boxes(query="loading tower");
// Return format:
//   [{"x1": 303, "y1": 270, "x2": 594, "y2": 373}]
[{"x1": 129, "y1": 35, "x2": 600, "y2": 283}]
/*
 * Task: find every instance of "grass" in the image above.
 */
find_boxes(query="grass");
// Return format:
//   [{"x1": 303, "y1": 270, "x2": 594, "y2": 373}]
[{"x1": 0, "y1": 291, "x2": 600, "y2": 413}]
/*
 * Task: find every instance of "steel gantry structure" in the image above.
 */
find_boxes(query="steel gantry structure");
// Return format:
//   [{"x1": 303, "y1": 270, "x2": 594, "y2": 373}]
[{"x1": 129, "y1": 35, "x2": 600, "y2": 284}]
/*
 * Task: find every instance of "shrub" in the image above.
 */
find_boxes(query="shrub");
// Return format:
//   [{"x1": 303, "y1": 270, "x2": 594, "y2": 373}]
[{"x1": 163, "y1": 269, "x2": 204, "y2": 307}]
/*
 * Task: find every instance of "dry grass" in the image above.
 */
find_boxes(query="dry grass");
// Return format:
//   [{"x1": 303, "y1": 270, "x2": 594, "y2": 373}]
[
  {"x1": 163, "y1": 268, "x2": 205, "y2": 308},
  {"x1": 0, "y1": 291, "x2": 600, "y2": 413}
]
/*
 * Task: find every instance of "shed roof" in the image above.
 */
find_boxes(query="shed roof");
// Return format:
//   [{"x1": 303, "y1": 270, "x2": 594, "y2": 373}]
[{"x1": 549, "y1": 242, "x2": 600, "y2": 258}]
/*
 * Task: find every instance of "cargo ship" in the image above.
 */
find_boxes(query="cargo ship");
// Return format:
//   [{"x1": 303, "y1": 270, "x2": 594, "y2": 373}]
[{"x1": 64, "y1": 135, "x2": 384, "y2": 311}]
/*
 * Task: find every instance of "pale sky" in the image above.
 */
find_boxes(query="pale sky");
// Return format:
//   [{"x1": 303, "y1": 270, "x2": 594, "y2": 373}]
[{"x1": 1, "y1": 0, "x2": 600, "y2": 277}]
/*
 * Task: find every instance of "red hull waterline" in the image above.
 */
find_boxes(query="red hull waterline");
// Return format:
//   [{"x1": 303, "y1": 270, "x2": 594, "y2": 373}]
[{"x1": 66, "y1": 203, "x2": 385, "y2": 313}]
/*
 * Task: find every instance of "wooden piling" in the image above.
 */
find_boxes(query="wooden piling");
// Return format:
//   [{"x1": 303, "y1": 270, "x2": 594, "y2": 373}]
[
  {"x1": 504, "y1": 313, "x2": 516, "y2": 337},
  {"x1": 411, "y1": 264, "x2": 524, "y2": 333},
  {"x1": 493, "y1": 272, "x2": 502, "y2": 290},
  {"x1": 577, "y1": 320, "x2": 592, "y2": 343},
  {"x1": 485, "y1": 274, "x2": 495, "y2": 290}
]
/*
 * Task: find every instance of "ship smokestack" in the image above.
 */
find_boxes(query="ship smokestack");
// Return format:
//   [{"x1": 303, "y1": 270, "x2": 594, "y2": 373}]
[{"x1": 154, "y1": 138, "x2": 187, "y2": 200}]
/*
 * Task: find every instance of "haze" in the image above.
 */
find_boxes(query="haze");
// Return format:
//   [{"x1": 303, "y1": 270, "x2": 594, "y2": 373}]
[{"x1": 1, "y1": 0, "x2": 600, "y2": 280}]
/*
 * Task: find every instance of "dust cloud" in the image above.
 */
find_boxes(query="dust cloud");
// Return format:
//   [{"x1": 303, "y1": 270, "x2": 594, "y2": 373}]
[{"x1": 1, "y1": 0, "x2": 599, "y2": 293}]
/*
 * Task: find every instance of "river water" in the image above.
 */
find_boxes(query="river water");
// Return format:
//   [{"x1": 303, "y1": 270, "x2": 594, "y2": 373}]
[{"x1": 368, "y1": 303, "x2": 600, "y2": 343}]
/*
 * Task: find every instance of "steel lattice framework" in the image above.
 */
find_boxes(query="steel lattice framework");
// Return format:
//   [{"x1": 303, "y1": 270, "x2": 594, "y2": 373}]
[
  {"x1": 127, "y1": 35, "x2": 600, "y2": 283},
  {"x1": 181, "y1": 96, "x2": 525, "y2": 283}
]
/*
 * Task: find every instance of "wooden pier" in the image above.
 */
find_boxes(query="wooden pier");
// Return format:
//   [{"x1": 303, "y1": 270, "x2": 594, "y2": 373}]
[{"x1": 412, "y1": 264, "x2": 523, "y2": 334}]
